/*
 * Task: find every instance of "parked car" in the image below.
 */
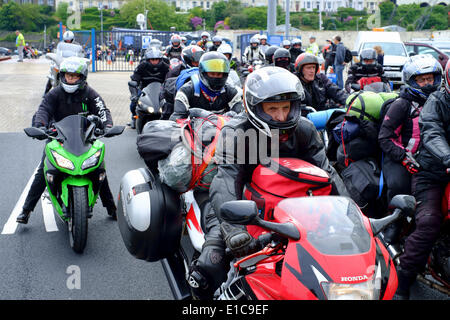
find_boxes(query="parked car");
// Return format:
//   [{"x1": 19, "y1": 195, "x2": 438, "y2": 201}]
[
  {"x1": 0, "y1": 47, "x2": 12, "y2": 56},
  {"x1": 353, "y1": 31, "x2": 409, "y2": 85},
  {"x1": 405, "y1": 42, "x2": 449, "y2": 70}
]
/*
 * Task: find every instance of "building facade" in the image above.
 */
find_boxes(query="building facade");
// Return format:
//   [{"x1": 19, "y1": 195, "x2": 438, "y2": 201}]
[{"x1": 54, "y1": 0, "x2": 128, "y2": 10}]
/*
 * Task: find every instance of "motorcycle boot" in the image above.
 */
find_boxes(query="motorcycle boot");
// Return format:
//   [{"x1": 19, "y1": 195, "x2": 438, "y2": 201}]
[
  {"x1": 394, "y1": 267, "x2": 417, "y2": 300},
  {"x1": 16, "y1": 209, "x2": 31, "y2": 224}
]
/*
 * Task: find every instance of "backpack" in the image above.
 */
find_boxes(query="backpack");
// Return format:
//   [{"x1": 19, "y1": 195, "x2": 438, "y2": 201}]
[
  {"x1": 344, "y1": 47, "x2": 353, "y2": 63},
  {"x1": 243, "y1": 158, "x2": 332, "y2": 222},
  {"x1": 378, "y1": 94, "x2": 400, "y2": 124},
  {"x1": 175, "y1": 67, "x2": 199, "y2": 91},
  {"x1": 340, "y1": 158, "x2": 381, "y2": 211}
]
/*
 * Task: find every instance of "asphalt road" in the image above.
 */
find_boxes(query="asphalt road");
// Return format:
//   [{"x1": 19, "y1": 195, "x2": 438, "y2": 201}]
[
  {"x1": 0, "y1": 129, "x2": 172, "y2": 300},
  {"x1": 0, "y1": 55, "x2": 448, "y2": 301}
]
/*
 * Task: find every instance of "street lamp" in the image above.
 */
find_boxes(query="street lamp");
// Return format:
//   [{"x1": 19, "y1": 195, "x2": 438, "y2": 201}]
[{"x1": 356, "y1": 16, "x2": 363, "y2": 32}]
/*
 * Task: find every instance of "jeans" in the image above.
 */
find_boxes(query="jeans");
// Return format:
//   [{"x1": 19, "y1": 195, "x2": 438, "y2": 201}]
[{"x1": 335, "y1": 64, "x2": 345, "y2": 89}]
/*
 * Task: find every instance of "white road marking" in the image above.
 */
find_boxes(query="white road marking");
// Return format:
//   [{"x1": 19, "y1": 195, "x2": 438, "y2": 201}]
[
  {"x1": 41, "y1": 190, "x2": 58, "y2": 232},
  {"x1": 1, "y1": 167, "x2": 38, "y2": 235},
  {"x1": 2, "y1": 167, "x2": 59, "y2": 234}
]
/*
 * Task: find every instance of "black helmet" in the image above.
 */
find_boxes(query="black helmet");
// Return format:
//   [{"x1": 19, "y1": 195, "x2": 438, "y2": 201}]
[
  {"x1": 264, "y1": 45, "x2": 279, "y2": 64},
  {"x1": 273, "y1": 48, "x2": 291, "y2": 69},
  {"x1": 198, "y1": 51, "x2": 230, "y2": 92},
  {"x1": 244, "y1": 66, "x2": 305, "y2": 137},
  {"x1": 294, "y1": 52, "x2": 319, "y2": 74},
  {"x1": 359, "y1": 48, "x2": 377, "y2": 65},
  {"x1": 181, "y1": 45, "x2": 204, "y2": 68}
]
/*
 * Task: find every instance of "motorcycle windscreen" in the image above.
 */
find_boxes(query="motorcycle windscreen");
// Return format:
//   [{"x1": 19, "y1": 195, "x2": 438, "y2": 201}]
[
  {"x1": 276, "y1": 196, "x2": 371, "y2": 255},
  {"x1": 141, "y1": 82, "x2": 162, "y2": 108},
  {"x1": 54, "y1": 115, "x2": 92, "y2": 156}
]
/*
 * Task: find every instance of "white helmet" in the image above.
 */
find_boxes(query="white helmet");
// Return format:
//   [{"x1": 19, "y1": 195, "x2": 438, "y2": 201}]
[
  {"x1": 201, "y1": 31, "x2": 210, "y2": 40},
  {"x1": 59, "y1": 57, "x2": 88, "y2": 93},
  {"x1": 63, "y1": 31, "x2": 75, "y2": 42},
  {"x1": 217, "y1": 43, "x2": 233, "y2": 56}
]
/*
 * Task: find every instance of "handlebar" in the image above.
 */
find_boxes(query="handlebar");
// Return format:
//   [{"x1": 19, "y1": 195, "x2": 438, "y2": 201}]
[{"x1": 225, "y1": 232, "x2": 273, "y2": 257}]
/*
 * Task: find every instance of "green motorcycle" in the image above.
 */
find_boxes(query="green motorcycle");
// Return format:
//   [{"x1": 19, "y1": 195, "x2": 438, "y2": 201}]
[{"x1": 24, "y1": 114, "x2": 125, "y2": 253}]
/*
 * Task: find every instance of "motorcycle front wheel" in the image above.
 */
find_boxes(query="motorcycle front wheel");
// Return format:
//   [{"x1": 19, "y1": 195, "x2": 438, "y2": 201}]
[{"x1": 68, "y1": 186, "x2": 89, "y2": 253}]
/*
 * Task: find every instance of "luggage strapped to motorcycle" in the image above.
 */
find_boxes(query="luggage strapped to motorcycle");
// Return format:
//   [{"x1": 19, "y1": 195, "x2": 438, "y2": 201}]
[{"x1": 177, "y1": 114, "x2": 227, "y2": 191}]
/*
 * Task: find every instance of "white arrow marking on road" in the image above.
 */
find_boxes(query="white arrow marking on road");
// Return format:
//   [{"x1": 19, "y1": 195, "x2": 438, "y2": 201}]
[
  {"x1": 2, "y1": 166, "x2": 38, "y2": 235},
  {"x1": 41, "y1": 191, "x2": 58, "y2": 232}
]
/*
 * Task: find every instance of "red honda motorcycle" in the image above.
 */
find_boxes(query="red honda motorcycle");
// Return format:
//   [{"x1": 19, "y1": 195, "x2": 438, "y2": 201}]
[{"x1": 159, "y1": 159, "x2": 412, "y2": 300}]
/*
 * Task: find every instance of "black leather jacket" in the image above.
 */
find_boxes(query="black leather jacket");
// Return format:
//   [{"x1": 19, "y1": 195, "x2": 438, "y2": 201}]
[
  {"x1": 130, "y1": 61, "x2": 170, "y2": 89},
  {"x1": 416, "y1": 90, "x2": 450, "y2": 179},
  {"x1": 298, "y1": 73, "x2": 348, "y2": 110},
  {"x1": 209, "y1": 115, "x2": 349, "y2": 217},
  {"x1": 32, "y1": 85, "x2": 113, "y2": 128},
  {"x1": 169, "y1": 81, "x2": 243, "y2": 120},
  {"x1": 345, "y1": 62, "x2": 388, "y2": 93}
]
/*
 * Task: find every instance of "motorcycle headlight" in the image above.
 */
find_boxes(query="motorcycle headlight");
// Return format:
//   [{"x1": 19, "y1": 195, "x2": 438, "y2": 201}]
[
  {"x1": 321, "y1": 263, "x2": 382, "y2": 300},
  {"x1": 51, "y1": 150, "x2": 74, "y2": 170},
  {"x1": 147, "y1": 106, "x2": 154, "y2": 113},
  {"x1": 81, "y1": 150, "x2": 101, "y2": 170}
]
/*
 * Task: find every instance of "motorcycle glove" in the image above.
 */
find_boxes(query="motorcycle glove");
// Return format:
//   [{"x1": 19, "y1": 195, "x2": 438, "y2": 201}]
[
  {"x1": 402, "y1": 151, "x2": 420, "y2": 174},
  {"x1": 220, "y1": 222, "x2": 258, "y2": 258},
  {"x1": 130, "y1": 95, "x2": 139, "y2": 103}
]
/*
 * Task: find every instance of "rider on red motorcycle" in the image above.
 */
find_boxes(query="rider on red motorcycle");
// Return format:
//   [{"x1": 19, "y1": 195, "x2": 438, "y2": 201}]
[
  {"x1": 187, "y1": 66, "x2": 349, "y2": 299},
  {"x1": 395, "y1": 60, "x2": 450, "y2": 299},
  {"x1": 345, "y1": 48, "x2": 389, "y2": 93}
]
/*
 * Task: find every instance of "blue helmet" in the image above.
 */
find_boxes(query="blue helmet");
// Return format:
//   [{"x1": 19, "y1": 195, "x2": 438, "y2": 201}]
[{"x1": 402, "y1": 54, "x2": 443, "y2": 98}]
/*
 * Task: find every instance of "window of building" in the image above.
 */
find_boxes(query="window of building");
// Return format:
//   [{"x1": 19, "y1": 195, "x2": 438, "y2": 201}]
[
  {"x1": 80, "y1": 1, "x2": 83, "y2": 9},
  {"x1": 307, "y1": 1, "x2": 310, "y2": 9}
]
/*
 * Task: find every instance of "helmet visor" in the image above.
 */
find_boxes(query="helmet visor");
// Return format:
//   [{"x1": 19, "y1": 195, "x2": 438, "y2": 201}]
[{"x1": 200, "y1": 59, "x2": 230, "y2": 73}]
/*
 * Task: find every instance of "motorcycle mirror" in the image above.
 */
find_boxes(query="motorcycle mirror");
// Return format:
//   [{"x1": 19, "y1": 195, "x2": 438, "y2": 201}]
[
  {"x1": 104, "y1": 125, "x2": 125, "y2": 138},
  {"x1": 388, "y1": 194, "x2": 416, "y2": 218},
  {"x1": 128, "y1": 81, "x2": 138, "y2": 88},
  {"x1": 23, "y1": 127, "x2": 48, "y2": 140},
  {"x1": 219, "y1": 200, "x2": 258, "y2": 225},
  {"x1": 351, "y1": 83, "x2": 361, "y2": 91}
]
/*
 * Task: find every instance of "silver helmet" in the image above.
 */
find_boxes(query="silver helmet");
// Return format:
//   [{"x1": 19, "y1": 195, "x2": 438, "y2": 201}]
[{"x1": 402, "y1": 54, "x2": 443, "y2": 98}]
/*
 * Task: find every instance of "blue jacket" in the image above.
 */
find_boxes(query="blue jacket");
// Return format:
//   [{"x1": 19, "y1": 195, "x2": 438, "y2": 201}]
[{"x1": 334, "y1": 42, "x2": 346, "y2": 65}]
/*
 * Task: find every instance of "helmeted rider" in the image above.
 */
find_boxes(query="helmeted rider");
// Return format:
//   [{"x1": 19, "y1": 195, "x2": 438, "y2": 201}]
[
  {"x1": 165, "y1": 45, "x2": 204, "y2": 79},
  {"x1": 181, "y1": 36, "x2": 188, "y2": 46},
  {"x1": 273, "y1": 48, "x2": 295, "y2": 72},
  {"x1": 169, "y1": 51, "x2": 243, "y2": 121},
  {"x1": 281, "y1": 39, "x2": 291, "y2": 50},
  {"x1": 159, "y1": 45, "x2": 205, "y2": 120},
  {"x1": 394, "y1": 59, "x2": 450, "y2": 300},
  {"x1": 345, "y1": 48, "x2": 389, "y2": 93},
  {"x1": 209, "y1": 35, "x2": 223, "y2": 52},
  {"x1": 289, "y1": 38, "x2": 303, "y2": 62},
  {"x1": 263, "y1": 45, "x2": 279, "y2": 65},
  {"x1": 197, "y1": 31, "x2": 210, "y2": 50},
  {"x1": 379, "y1": 54, "x2": 443, "y2": 204},
  {"x1": 128, "y1": 47, "x2": 170, "y2": 128},
  {"x1": 46, "y1": 31, "x2": 85, "y2": 95},
  {"x1": 165, "y1": 34, "x2": 183, "y2": 60},
  {"x1": 242, "y1": 36, "x2": 265, "y2": 65},
  {"x1": 217, "y1": 43, "x2": 241, "y2": 89},
  {"x1": 186, "y1": 66, "x2": 349, "y2": 299},
  {"x1": 294, "y1": 53, "x2": 348, "y2": 111},
  {"x1": 259, "y1": 34, "x2": 270, "y2": 55},
  {"x1": 17, "y1": 57, "x2": 116, "y2": 224}
]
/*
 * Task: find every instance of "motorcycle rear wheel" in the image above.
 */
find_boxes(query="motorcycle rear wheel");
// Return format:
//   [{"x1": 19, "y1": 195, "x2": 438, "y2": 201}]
[{"x1": 68, "y1": 186, "x2": 89, "y2": 254}]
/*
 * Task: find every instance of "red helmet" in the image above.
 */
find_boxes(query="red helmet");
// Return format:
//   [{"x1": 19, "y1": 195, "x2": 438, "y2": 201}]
[
  {"x1": 445, "y1": 59, "x2": 450, "y2": 94},
  {"x1": 294, "y1": 53, "x2": 319, "y2": 74}
]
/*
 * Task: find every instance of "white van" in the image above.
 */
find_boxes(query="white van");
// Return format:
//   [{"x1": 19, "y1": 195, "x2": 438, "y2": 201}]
[{"x1": 353, "y1": 31, "x2": 409, "y2": 85}]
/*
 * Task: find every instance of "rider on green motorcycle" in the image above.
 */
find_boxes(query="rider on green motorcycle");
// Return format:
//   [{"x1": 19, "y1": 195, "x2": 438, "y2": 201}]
[{"x1": 17, "y1": 57, "x2": 116, "y2": 224}]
